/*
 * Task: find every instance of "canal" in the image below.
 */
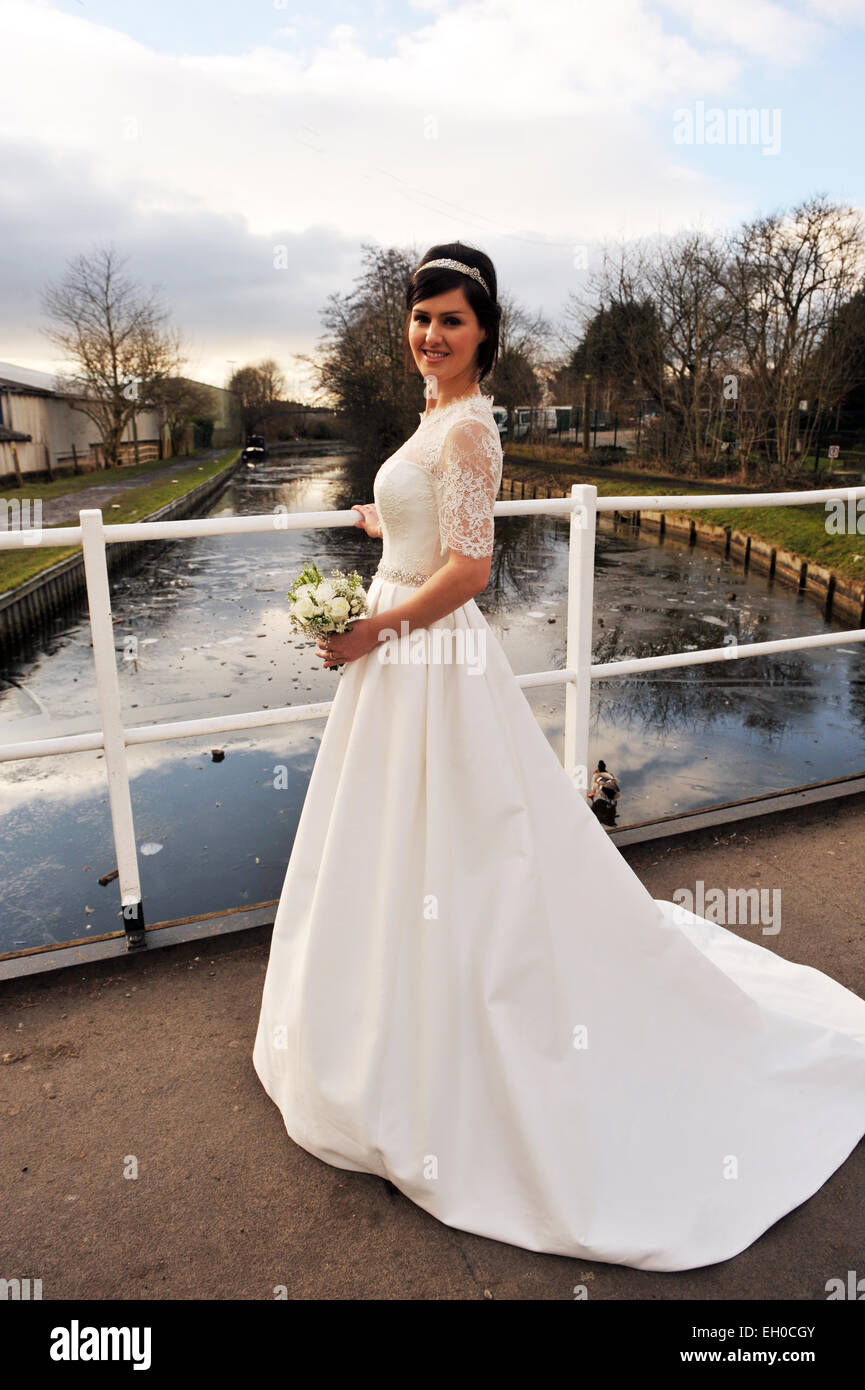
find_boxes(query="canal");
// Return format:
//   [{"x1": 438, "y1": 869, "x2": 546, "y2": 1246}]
[{"x1": 2, "y1": 443, "x2": 864, "y2": 954}]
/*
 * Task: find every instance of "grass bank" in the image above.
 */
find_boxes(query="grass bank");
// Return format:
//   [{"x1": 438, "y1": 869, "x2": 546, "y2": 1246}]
[
  {"x1": 504, "y1": 445, "x2": 865, "y2": 586},
  {"x1": 0, "y1": 449, "x2": 240, "y2": 594}
]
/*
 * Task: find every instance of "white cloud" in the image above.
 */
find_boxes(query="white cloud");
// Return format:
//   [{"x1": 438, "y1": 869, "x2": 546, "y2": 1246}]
[
  {"x1": 658, "y1": 0, "x2": 823, "y2": 60},
  {"x1": 806, "y1": 0, "x2": 865, "y2": 20},
  {"x1": 0, "y1": 133, "x2": 361, "y2": 391},
  {"x1": 0, "y1": 0, "x2": 741, "y2": 249},
  {"x1": 0, "y1": 0, "x2": 859, "y2": 377}
]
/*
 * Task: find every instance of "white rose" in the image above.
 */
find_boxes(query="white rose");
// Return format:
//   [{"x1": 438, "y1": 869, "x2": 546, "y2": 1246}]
[
  {"x1": 316, "y1": 580, "x2": 336, "y2": 602},
  {"x1": 293, "y1": 595, "x2": 316, "y2": 620},
  {"x1": 329, "y1": 596, "x2": 350, "y2": 621}
]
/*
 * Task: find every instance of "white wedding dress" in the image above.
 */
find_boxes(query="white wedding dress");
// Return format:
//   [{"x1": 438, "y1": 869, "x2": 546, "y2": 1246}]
[{"x1": 253, "y1": 390, "x2": 865, "y2": 1272}]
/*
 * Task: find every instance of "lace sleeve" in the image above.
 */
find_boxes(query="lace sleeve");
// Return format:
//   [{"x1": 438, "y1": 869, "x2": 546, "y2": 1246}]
[{"x1": 433, "y1": 416, "x2": 503, "y2": 559}]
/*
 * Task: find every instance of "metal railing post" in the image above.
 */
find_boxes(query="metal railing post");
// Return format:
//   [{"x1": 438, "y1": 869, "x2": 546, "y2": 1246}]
[
  {"x1": 564, "y1": 484, "x2": 597, "y2": 792},
  {"x1": 79, "y1": 510, "x2": 145, "y2": 949}
]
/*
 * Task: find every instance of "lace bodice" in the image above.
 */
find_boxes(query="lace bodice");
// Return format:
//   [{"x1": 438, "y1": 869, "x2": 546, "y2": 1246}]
[{"x1": 372, "y1": 391, "x2": 503, "y2": 581}]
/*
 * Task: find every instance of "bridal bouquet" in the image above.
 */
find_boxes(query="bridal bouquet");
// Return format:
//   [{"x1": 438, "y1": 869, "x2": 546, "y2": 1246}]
[{"x1": 287, "y1": 561, "x2": 368, "y2": 641}]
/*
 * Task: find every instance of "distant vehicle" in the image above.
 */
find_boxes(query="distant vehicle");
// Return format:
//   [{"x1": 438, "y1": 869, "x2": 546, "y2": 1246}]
[
  {"x1": 575, "y1": 409, "x2": 611, "y2": 431},
  {"x1": 623, "y1": 402, "x2": 660, "y2": 425},
  {"x1": 491, "y1": 406, "x2": 508, "y2": 440},
  {"x1": 241, "y1": 433, "x2": 268, "y2": 464},
  {"x1": 511, "y1": 407, "x2": 560, "y2": 440},
  {"x1": 512, "y1": 408, "x2": 531, "y2": 440}
]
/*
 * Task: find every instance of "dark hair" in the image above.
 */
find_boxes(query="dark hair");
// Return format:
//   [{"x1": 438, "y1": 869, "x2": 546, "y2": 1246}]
[{"x1": 404, "y1": 241, "x2": 501, "y2": 382}]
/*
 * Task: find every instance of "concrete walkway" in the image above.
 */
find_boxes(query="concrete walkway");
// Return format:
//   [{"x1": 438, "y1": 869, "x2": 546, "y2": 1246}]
[
  {"x1": 2, "y1": 791, "x2": 863, "y2": 1300},
  {"x1": 36, "y1": 451, "x2": 227, "y2": 528}
]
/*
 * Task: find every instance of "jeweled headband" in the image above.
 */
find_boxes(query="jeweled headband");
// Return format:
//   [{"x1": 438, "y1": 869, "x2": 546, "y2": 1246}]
[{"x1": 417, "y1": 258, "x2": 490, "y2": 297}]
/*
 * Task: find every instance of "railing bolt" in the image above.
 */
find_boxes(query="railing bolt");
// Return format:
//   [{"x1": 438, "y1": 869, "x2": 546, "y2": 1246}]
[{"x1": 122, "y1": 901, "x2": 147, "y2": 950}]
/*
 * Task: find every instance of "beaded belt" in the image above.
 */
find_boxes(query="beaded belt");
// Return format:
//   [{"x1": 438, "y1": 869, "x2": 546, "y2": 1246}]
[{"x1": 374, "y1": 562, "x2": 432, "y2": 587}]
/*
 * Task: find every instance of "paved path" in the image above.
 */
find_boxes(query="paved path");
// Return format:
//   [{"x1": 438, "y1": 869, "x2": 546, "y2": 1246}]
[
  {"x1": 38, "y1": 451, "x2": 227, "y2": 528},
  {"x1": 1, "y1": 791, "x2": 863, "y2": 1300}
]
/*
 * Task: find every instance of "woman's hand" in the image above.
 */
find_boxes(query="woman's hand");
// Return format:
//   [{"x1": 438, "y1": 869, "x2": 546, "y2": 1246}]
[
  {"x1": 352, "y1": 503, "x2": 382, "y2": 539},
  {"x1": 315, "y1": 618, "x2": 379, "y2": 669}
]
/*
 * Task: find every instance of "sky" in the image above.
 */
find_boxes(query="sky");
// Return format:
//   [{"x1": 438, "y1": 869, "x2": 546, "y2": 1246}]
[{"x1": 1, "y1": 0, "x2": 864, "y2": 399}]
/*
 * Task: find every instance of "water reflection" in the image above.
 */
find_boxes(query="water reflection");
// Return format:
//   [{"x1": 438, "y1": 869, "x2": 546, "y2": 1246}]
[{"x1": 1, "y1": 443, "x2": 863, "y2": 953}]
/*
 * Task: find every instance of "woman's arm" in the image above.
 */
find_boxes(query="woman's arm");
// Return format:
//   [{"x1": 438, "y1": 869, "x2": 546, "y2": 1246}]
[{"x1": 368, "y1": 551, "x2": 491, "y2": 642}]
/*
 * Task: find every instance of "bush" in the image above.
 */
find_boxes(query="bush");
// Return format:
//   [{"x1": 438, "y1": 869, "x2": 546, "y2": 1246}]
[{"x1": 584, "y1": 445, "x2": 629, "y2": 465}]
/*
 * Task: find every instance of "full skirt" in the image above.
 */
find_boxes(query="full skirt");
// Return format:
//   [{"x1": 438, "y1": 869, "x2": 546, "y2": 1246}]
[{"x1": 253, "y1": 576, "x2": 865, "y2": 1271}]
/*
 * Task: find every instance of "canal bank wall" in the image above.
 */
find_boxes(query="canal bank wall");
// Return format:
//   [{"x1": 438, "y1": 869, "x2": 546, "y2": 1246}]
[
  {"x1": 498, "y1": 474, "x2": 865, "y2": 625},
  {"x1": 0, "y1": 455, "x2": 242, "y2": 651}
]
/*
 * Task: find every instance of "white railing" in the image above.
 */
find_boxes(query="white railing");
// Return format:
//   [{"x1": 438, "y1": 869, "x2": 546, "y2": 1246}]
[{"x1": 1, "y1": 481, "x2": 865, "y2": 949}]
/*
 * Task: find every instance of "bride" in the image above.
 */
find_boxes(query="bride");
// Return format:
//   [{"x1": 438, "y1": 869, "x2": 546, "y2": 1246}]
[{"x1": 253, "y1": 241, "x2": 865, "y2": 1272}]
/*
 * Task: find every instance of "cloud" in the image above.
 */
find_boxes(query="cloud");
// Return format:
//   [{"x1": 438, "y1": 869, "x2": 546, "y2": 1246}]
[
  {"x1": 0, "y1": 134, "x2": 362, "y2": 392},
  {"x1": 0, "y1": 0, "x2": 858, "y2": 382},
  {"x1": 806, "y1": 0, "x2": 865, "y2": 20},
  {"x1": 0, "y1": 0, "x2": 742, "y2": 244},
  {"x1": 658, "y1": 0, "x2": 823, "y2": 61}
]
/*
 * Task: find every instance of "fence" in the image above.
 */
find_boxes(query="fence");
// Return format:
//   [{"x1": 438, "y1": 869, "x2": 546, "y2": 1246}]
[
  {"x1": 91, "y1": 439, "x2": 162, "y2": 468},
  {"x1": 1, "y1": 482, "x2": 865, "y2": 953}
]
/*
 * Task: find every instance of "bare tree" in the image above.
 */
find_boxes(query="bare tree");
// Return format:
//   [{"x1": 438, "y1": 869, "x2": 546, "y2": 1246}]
[
  {"x1": 229, "y1": 359, "x2": 287, "y2": 436},
  {"x1": 487, "y1": 292, "x2": 550, "y2": 439},
  {"x1": 590, "y1": 233, "x2": 735, "y2": 471},
  {"x1": 301, "y1": 243, "x2": 423, "y2": 464},
  {"x1": 652, "y1": 231, "x2": 735, "y2": 473},
  {"x1": 148, "y1": 377, "x2": 214, "y2": 457},
  {"x1": 41, "y1": 244, "x2": 182, "y2": 468},
  {"x1": 580, "y1": 203, "x2": 865, "y2": 479},
  {"x1": 723, "y1": 193, "x2": 865, "y2": 472}
]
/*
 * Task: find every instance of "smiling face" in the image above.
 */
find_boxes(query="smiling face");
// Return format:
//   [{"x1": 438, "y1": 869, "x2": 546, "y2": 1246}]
[{"x1": 408, "y1": 285, "x2": 488, "y2": 400}]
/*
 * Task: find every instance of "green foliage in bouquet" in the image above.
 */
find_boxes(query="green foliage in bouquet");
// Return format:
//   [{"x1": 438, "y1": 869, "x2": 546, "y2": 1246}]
[{"x1": 287, "y1": 560, "x2": 369, "y2": 639}]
